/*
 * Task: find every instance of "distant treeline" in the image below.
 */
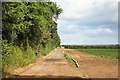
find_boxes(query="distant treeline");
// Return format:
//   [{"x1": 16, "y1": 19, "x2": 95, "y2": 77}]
[{"x1": 61, "y1": 45, "x2": 120, "y2": 49}]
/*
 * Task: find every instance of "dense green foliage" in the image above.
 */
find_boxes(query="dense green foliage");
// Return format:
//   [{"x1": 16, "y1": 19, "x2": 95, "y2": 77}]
[
  {"x1": 77, "y1": 49, "x2": 118, "y2": 59},
  {"x1": 2, "y1": 2, "x2": 62, "y2": 74},
  {"x1": 62, "y1": 45, "x2": 119, "y2": 49}
]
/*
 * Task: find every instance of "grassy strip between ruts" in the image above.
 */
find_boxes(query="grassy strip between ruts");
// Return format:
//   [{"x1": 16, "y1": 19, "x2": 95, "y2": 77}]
[
  {"x1": 76, "y1": 49, "x2": 118, "y2": 59},
  {"x1": 63, "y1": 52, "x2": 79, "y2": 68}
]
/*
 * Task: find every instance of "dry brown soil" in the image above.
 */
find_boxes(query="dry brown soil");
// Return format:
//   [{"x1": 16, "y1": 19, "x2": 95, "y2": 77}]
[
  {"x1": 66, "y1": 49, "x2": 118, "y2": 78},
  {"x1": 16, "y1": 49, "x2": 84, "y2": 78},
  {"x1": 14, "y1": 48, "x2": 118, "y2": 78}
]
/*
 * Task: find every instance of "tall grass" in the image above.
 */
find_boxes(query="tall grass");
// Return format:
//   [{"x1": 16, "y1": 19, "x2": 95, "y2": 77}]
[
  {"x1": 2, "y1": 41, "x2": 55, "y2": 77},
  {"x1": 64, "y1": 52, "x2": 76, "y2": 65},
  {"x1": 2, "y1": 44, "x2": 37, "y2": 74},
  {"x1": 77, "y1": 49, "x2": 118, "y2": 59}
]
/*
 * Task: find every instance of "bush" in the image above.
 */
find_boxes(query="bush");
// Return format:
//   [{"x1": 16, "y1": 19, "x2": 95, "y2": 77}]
[
  {"x1": 2, "y1": 41, "x2": 37, "y2": 74},
  {"x1": 2, "y1": 40, "x2": 55, "y2": 75}
]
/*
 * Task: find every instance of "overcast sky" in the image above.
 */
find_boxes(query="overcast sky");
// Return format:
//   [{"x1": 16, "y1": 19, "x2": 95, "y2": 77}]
[{"x1": 53, "y1": 0, "x2": 119, "y2": 45}]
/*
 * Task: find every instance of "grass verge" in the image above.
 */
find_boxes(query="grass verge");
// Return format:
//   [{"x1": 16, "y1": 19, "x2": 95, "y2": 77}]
[{"x1": 63, "y1": 52, "x2": 79, "y2": 67}]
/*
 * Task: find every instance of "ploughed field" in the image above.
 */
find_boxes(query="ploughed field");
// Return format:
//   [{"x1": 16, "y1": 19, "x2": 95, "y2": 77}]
[{"x1": 65, "y1": 49, "x2": 118, "y2": 78}]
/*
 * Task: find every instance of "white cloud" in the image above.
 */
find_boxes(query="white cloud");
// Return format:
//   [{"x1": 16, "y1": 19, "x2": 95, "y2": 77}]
[
  {"x1": 54, "y1": 0, "x2": 118, "y2": 20},
  {"x1": 97, "y1": 28, "x2": 113, "y2": 33},
  {"x1": 60, "y1": 32, "x2": 118, "y2": 45},
  {"x1": 53, "y1": 0, "x2": 118, "y2": 45},
  {"x1": 62, "y1": 0, "x2": 93, "y2": 20}
]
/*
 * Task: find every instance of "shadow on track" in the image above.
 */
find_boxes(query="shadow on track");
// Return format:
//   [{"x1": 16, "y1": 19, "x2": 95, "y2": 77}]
[
  {"x1": 2, "y1": 75, "x2": 91, "y2": 80},
  {"x1": 2, "y1": 75, "x2": 118, "y2": 80}
]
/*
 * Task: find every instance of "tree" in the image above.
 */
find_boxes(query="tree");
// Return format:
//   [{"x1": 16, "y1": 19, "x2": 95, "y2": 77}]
[{"x1": 2, "y1": 2, "x2": 62, "y2": 52}]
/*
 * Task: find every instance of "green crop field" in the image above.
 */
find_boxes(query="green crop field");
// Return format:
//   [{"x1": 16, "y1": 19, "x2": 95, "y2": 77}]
[{"x1": 77, "y1": 49, "x2": 118, "y2": 59}]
